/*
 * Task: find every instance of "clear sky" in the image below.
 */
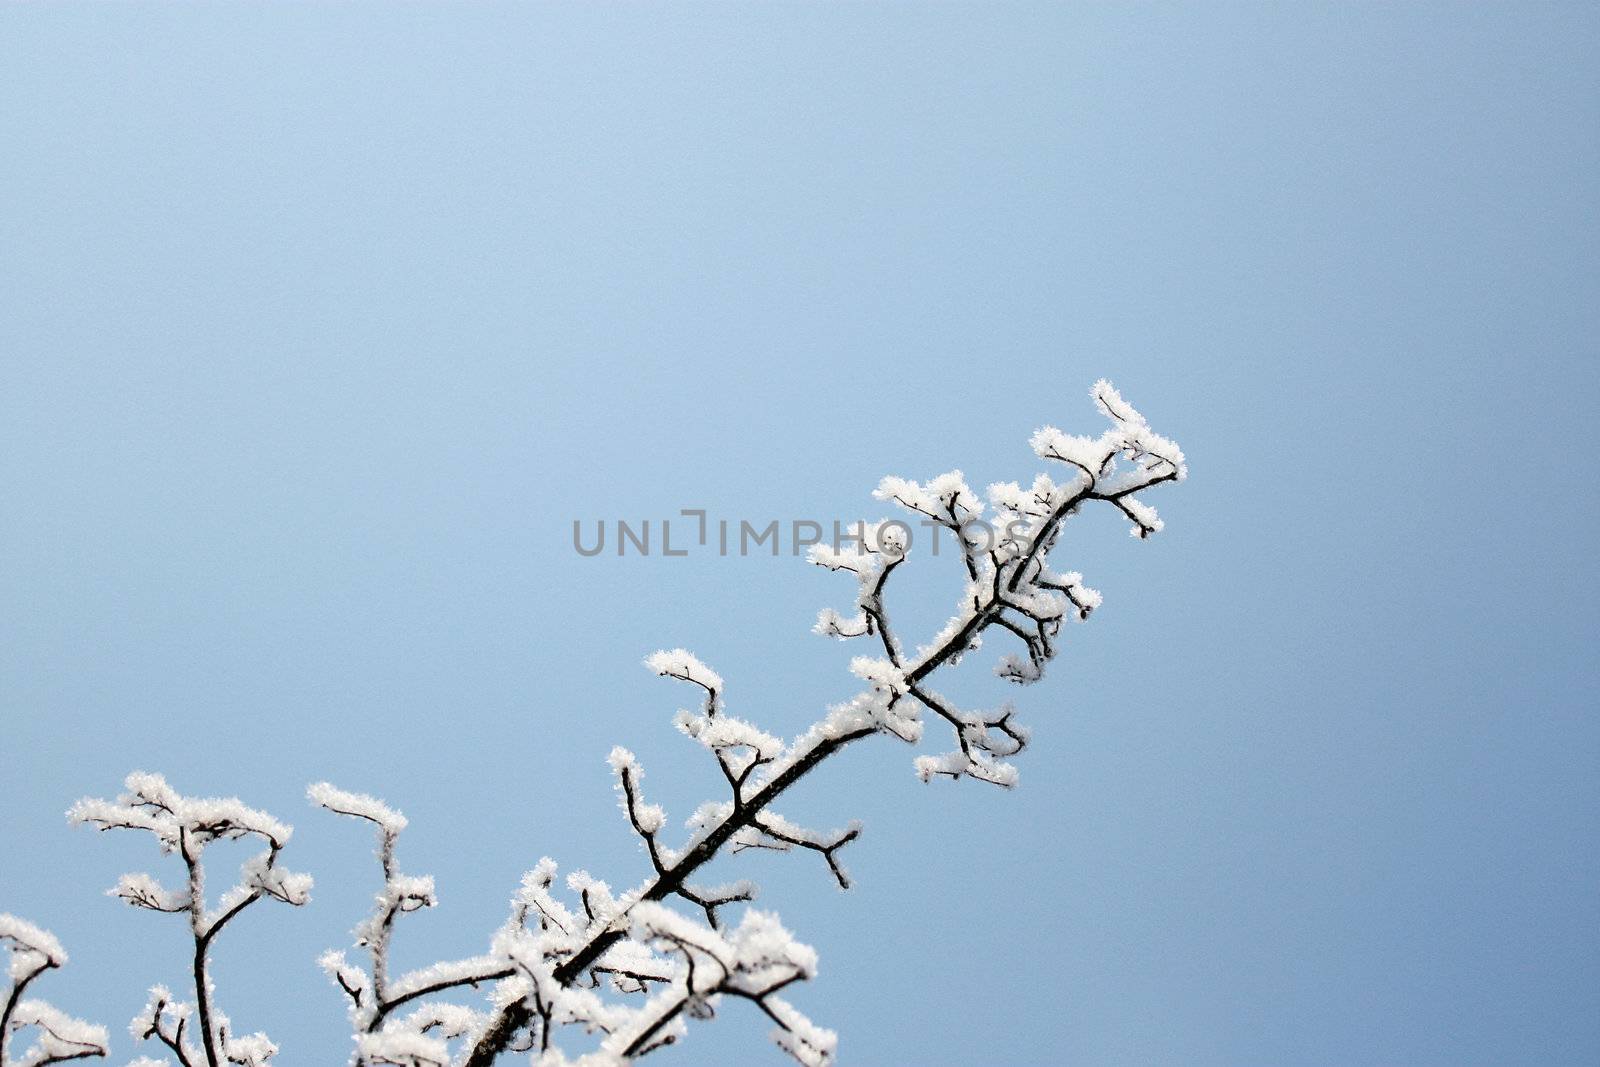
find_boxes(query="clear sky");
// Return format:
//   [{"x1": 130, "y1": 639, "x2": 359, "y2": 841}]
[{"x1": 2, "y1": 4, "x2": 1596, "y2": 1065}]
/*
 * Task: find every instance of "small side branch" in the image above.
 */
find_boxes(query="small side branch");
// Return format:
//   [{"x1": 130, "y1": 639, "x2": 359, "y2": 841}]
[
  {"x1": 743, "y1": 817, "x2": 862, "y2": 890},
  {"x1": 675, "y1": 882, "x2": 757, "y2": 931},
  {"x1": 611, "y1": 750, "x2": 669, "y2": 875}
]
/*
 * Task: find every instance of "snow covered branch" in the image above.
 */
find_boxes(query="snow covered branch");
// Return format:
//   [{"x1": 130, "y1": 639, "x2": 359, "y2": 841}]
[
  {"x1": 68, "y1": 774, "x2": 308, "y2": 1067},
  {"x1": 0, "y1": 915, "x2": 107, "y2": 1067},
  {"x1": 311, "y1": 783, "x2": 514, "y2": 1065},
  {"x1": 454, "y1": 380, "x2": 1185, "y2": 1063}
]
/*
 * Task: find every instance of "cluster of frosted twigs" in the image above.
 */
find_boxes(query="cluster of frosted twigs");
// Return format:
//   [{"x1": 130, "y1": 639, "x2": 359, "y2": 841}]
[{"x1": 26, "y1": 381, "x2": 1182, "y2": 1066}]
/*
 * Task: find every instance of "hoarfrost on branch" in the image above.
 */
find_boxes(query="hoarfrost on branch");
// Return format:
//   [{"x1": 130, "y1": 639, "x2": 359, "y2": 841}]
[{"x1": 37, "y1": 380, "x2": 1184, "y2": 1065}]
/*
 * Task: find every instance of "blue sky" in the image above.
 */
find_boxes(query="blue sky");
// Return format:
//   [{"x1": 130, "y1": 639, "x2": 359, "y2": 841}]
[{"x1": 1, "y1": 4, "x2": 1596, "y2": 1065}]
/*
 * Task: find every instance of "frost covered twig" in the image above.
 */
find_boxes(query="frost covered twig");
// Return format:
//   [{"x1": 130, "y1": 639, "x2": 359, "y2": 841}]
[
  {"x1": 68, "y1": 774, "x2": 309, "y2": 1067},
  {"x1": 0, "y1": 915, "x2": 107, "y2": 1067},
  {"x1": 452, "y1": 380, "x2": 1185, "y2": 1064},
  {"x1": 310, "y1": 784, "x2": 514, "y2": 1065}
]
